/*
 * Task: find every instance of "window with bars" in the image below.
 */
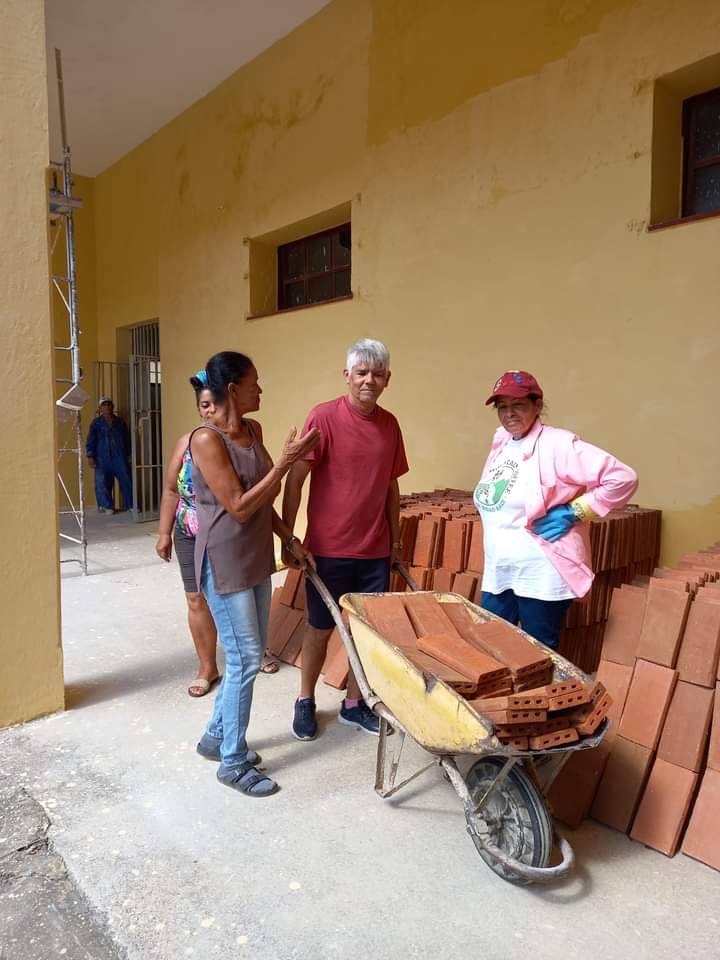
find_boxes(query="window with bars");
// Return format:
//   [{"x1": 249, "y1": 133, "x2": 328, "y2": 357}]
[
  {"x1": 277, "y1": 223, "x2": 351, "y2": 311},
  {"x1": 682, "y1": 87, "x2": 720, "y2": 218}
]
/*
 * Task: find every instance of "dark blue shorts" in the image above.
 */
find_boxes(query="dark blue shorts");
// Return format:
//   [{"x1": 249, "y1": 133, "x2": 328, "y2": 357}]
[{"x1": 306, "y1": 556, "x2": 391, "y2": 630}]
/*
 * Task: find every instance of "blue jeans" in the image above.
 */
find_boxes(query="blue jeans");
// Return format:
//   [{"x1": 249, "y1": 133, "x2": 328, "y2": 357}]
[
  {"x1": 480, "y1": 590, "x2": 572, "y2": 650},
  {"x1": 201, "y1": 557, "x2": 271, "y2": 768}
]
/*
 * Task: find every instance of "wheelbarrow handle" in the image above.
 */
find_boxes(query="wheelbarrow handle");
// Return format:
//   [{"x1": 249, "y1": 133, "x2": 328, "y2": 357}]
[{"x1": 303, "y1": 565, "x2": 380, "y2": 710}]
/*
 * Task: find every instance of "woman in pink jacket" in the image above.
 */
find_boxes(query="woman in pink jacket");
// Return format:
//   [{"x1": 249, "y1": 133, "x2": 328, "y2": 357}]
[{"x1": 474, "y1": 370, "x2": 638, "y2": 650}]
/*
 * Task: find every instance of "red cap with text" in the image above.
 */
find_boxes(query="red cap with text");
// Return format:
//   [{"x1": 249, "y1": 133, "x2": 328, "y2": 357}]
[{"x1": 485, "y1": 370, "x2": 543, "y2": 405}]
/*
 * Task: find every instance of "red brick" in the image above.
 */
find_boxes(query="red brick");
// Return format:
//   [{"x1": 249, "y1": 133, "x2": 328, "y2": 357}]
[
  {"x1": 404, "y1": 650, "x2": 477, "y2": 695},
  {"x1": 279, "y1": 567, "x2": 303, "y2": 607},
  {"x1": 704, "y1": 683, "x2": 720, "y2": 771},
  {"x1": 466, "y1": 520, "x2": 484, "y2": 573},
  {"x1": 467, "y1": 619, "x2": 552, "y2": 678},
  {"x1": 636, "y1": 584, "x2": 690, "y2": 667},
  {"x1": 572, "y1": 692, "x2": 613, "y2": 736},
  {"x1": 591, "y1": 736, "x2": 654, "y2": 832},
  {"x1": 491, "y1": 716, "x2": 570, "y2": 737},
  {"x1": 630, "y1": 759, "x2": 699, "y2": 856},
  {"x1": 496, "y1": 734, "x2": 529, "y2": 750},
  {"x1": 412, "y1": 519, "x2": 438, "y2": 567},
  {"x1": 482, "y1": 708, "x2": 547, "y2": 724},
  {"x1": 602, "y1": 587, "x2": 647, "y2": 665},
  {"x1": 451, "y1": 572, "x2": 478, "y2": 600},
  {"x1": 441, "y1": 520, "x2": 466, "y2": 572},
  {"x1": 681, "y1": 767, "x2": 720, "y2": 870},
  {"x1": 657, "y1": 680, "x2": 714, "y2": 772},
  {"x1": 322, "y1": 645, "x2": 349, "y2": 689},
  {"x1": 363, "y1": 596, "x2": 418, "y2": 649},
  {"x1": 274, "y1": 609, "x2": 305, "y2": 662},
  {"x1": 417, "y1": 633, "x2": 507, "y2": 685},
  {"x1": 596, "y1": 660, "x2": 633, "y2": 739},
  {"x1": 529, "y1": 728, "x2": 578, "y2": 750},
  {"x1": 474, "y1": 693, "x2": 549, "y2": 711},
  {"x1": 282, "y1": 621, "x2": 311, "y2": 666},
  {"x1": 403, "y1": 595, "x2": 461, "y2": 638},
  {"x1": 547, "y1": 688, "x2": 591, "y2": 712},
  {"x1": 432, "y1": 568, "x2": 455, "y2": 593},
  {"x1": 619, "y1": 659, "x2": 677, "y2": 750},
  {"x1": 547, "y1": 741, "x2": 611, "y2": 829},
  {"x1": 266, "y1": 597, "x2": 292, "y2": 657},
  {"x1": 676, "y1": 599, "x2": 720, "y2": 687}
]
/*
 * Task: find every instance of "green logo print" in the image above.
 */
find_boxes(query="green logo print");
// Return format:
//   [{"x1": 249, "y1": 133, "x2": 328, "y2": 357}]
[{"x1": 474, "y1": 460, "x2": 519, "y2": 513}]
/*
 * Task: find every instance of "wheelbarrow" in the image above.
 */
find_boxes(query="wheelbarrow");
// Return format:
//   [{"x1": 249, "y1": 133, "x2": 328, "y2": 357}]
[{"x1": 305, "y1": 563, "x2": 607, "y2": 885}]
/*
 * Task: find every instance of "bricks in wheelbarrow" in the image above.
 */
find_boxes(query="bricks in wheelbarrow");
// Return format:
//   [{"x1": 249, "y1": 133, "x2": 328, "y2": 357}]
[
  {"x1": 402, "y1": 594, "x2": 462, "y2": 639},
  {"x1": 497, "y1": 735, "x2": 529, "y2": 750},
  {"x1": 404, "y1": 650, "x2": 478, "y2": 696},
  {"x1": 630, "y1": 758, "x2": 699, "y2": 856},
  {"x1": 570, "y1": 690, "x2": 614, "y2": 736},
  {"x1": 417, "y1": 633, "x2": 509, "y2": 686},
  {"x1": 474, "y1": 693, "x2": 549, "y2": 711},
  {"x1": 591, "y1": 735, "x2": 654, "y2": 832},
  {"x1": 466, "y1": 619, "x2": 553, "y2": 680},
  {"x1": 529, "y1": 728, "x2": 579, "y2": 750},
  {"x1": 480, "y1": 708, "x2": 547, "y2": 725},
  {"x1": 363, "y1": 596, "x2": 418, "y2": 649},
  {"x1": 490, "y1": 716, "x2": 571, "y2": 738}
]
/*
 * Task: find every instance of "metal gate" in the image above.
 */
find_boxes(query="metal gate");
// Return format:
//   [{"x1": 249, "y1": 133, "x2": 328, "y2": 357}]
[{"x1": 129, "y1": 321, "x2": 162, "y2": 521}]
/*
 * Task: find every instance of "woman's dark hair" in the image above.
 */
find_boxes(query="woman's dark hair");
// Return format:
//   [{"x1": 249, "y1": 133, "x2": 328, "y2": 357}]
[{"x1": 204, "y1": 351, "x2": 254, "y2": 403}]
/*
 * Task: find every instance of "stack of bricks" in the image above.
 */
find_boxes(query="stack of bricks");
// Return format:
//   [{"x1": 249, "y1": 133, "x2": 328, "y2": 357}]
[
  {"x1": 363, "y1": 592, "x2": 612, "y2": 751},
  {"x1": 390, "y1": 490, "x2": 483, "y2": 600},
  {"x1": 392, "y1": 490, "x2": 661, "y2": 674},
  {"x1": 548, "y1": 541, "x2": 720, "y2": 871},
  {"x1": 265, "y1": 567, "x2": 353, "y2": 690},
  {"x1": 557, "y1": 506, "x2": 662, "y2": 673}
]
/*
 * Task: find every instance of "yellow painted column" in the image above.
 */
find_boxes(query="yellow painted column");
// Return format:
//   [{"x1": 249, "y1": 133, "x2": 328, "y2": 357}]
[{"x1": 0, "y1": 0, "x2": 64, "y2": 725}]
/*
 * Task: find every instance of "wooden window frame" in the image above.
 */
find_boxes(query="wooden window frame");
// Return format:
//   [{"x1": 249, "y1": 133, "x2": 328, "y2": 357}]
[
  {"x1": 277, "y1": 222, "x2": 351, "y2": 311},
  {"x1": 682, "y1": 85, "x2": 720, "y2": 218}
]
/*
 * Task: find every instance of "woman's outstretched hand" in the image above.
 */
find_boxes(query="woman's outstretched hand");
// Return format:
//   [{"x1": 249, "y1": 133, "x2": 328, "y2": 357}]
[{"x1": 278, "y1": 426, "x2": 321, "y2": 470}]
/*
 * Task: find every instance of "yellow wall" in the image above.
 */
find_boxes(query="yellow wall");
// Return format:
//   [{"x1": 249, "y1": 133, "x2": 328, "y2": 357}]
[
  {"x1": 92, "y1": 0, "x2": 720, "y2": 562},
  {"x1": 1, "y1": 0, "x2": 64, "y2": 725},
  {"x1": 53, "y1": 173, "x2": 99, "y2": 506}
]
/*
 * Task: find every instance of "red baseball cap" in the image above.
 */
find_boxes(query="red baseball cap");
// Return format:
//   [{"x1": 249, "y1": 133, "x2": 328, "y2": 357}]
[{"x1": 485, "y1": 370, "x2": 543, "y2": 405}]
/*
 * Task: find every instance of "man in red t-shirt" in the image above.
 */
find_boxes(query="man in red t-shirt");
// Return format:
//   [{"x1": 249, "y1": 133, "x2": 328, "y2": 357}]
[{"x1": 282, "y1": 338, "x2": 408, "y2": 739}]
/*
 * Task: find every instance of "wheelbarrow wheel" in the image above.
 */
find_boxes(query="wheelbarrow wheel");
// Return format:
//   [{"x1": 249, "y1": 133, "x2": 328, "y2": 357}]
[{"x1": 464, "y1": 756, "x2": 553, "y2": 885}]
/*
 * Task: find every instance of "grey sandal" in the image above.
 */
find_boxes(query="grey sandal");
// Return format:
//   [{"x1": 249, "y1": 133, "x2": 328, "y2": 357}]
[
  {"x1": 196, "y1": 733, "x2": 260, "y2": 766},
  {"x1": 217, "y1": 761, "x2": 278, "y2": 797}
]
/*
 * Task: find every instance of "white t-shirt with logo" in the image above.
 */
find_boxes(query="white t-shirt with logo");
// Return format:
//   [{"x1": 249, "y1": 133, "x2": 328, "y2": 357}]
[{"x1": 474, "y1": 436, "x2": 574, "y2": 600}]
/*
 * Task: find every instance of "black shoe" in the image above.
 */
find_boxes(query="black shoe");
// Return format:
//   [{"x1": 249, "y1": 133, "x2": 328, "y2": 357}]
[
  {"x1": 292, "y1": 698, "x2": 317, "y2": 740},
  {"x1": 338, "y1": 699, "x2": 380, "y2": 736}
]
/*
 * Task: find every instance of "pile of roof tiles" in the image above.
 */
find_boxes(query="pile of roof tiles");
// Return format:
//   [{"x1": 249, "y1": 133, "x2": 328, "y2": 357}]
[{"x1": 548, "y1": 542, "x2": 720, "y2": 870}]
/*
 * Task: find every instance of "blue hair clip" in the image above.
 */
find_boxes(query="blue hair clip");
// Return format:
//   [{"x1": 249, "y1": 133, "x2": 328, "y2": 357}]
[{"x1": 194, "y1": 369, "x2": 208, "y2": 386}]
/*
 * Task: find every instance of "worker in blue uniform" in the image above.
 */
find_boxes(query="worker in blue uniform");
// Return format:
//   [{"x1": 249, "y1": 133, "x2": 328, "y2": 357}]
[{"x1": 86, "y1": 398, "x2": 134, "y2": 512}]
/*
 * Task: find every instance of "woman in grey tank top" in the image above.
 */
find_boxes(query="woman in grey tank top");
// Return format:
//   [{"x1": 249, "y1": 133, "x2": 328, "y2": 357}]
[{"x1": 190, "y1": 352, "x2": 319, "y2": 797}]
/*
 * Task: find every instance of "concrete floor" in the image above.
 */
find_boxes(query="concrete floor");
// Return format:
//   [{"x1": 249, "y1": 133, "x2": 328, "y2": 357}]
[{"x1": 1, "y1": 514, "x2": 718, "y2": 959}]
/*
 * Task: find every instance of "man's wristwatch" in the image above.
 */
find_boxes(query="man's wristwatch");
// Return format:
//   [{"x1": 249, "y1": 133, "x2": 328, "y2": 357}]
[
  {"x1": 391, "y1": 541, "x2": 403, "y2": 550},
  {"x1": 285, "y1": 535, "x2": 300, "y2": 551}
]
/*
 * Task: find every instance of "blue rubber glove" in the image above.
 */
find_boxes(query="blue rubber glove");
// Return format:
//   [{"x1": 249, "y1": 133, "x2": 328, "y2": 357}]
[{"x1": 531, "y1": 504, "x2": 577, "y2": 542}]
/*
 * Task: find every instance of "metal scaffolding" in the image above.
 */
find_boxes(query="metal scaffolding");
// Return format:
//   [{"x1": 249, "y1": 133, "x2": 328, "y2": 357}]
[{"x1": 51, "y1": 48, "x2": 88, "y2": 574}]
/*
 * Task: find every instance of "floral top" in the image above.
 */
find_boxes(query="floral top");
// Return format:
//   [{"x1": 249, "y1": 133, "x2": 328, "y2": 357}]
[{"x1": 175, "y1": 447, "x2": 197, "y2": 537}]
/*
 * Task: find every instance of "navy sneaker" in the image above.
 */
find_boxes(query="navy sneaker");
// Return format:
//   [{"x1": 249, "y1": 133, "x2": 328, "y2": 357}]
[
  {"x1": 338, "y1": 699, "x2": 380, "y2": 736},
  {"x1": 292, "y1": 698, "x2": 317, "y2": 741}
]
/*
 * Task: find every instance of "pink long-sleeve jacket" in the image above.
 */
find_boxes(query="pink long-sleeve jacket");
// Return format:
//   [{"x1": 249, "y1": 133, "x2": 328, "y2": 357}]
[{"x1": 482, "y1": 418, "x2": 638, "y2": 598}]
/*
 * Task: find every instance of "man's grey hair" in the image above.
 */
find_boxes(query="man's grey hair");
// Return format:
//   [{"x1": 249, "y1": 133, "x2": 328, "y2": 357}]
[{"x1": 345, "y1": 338, "x2": 390, "y2": 372}]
